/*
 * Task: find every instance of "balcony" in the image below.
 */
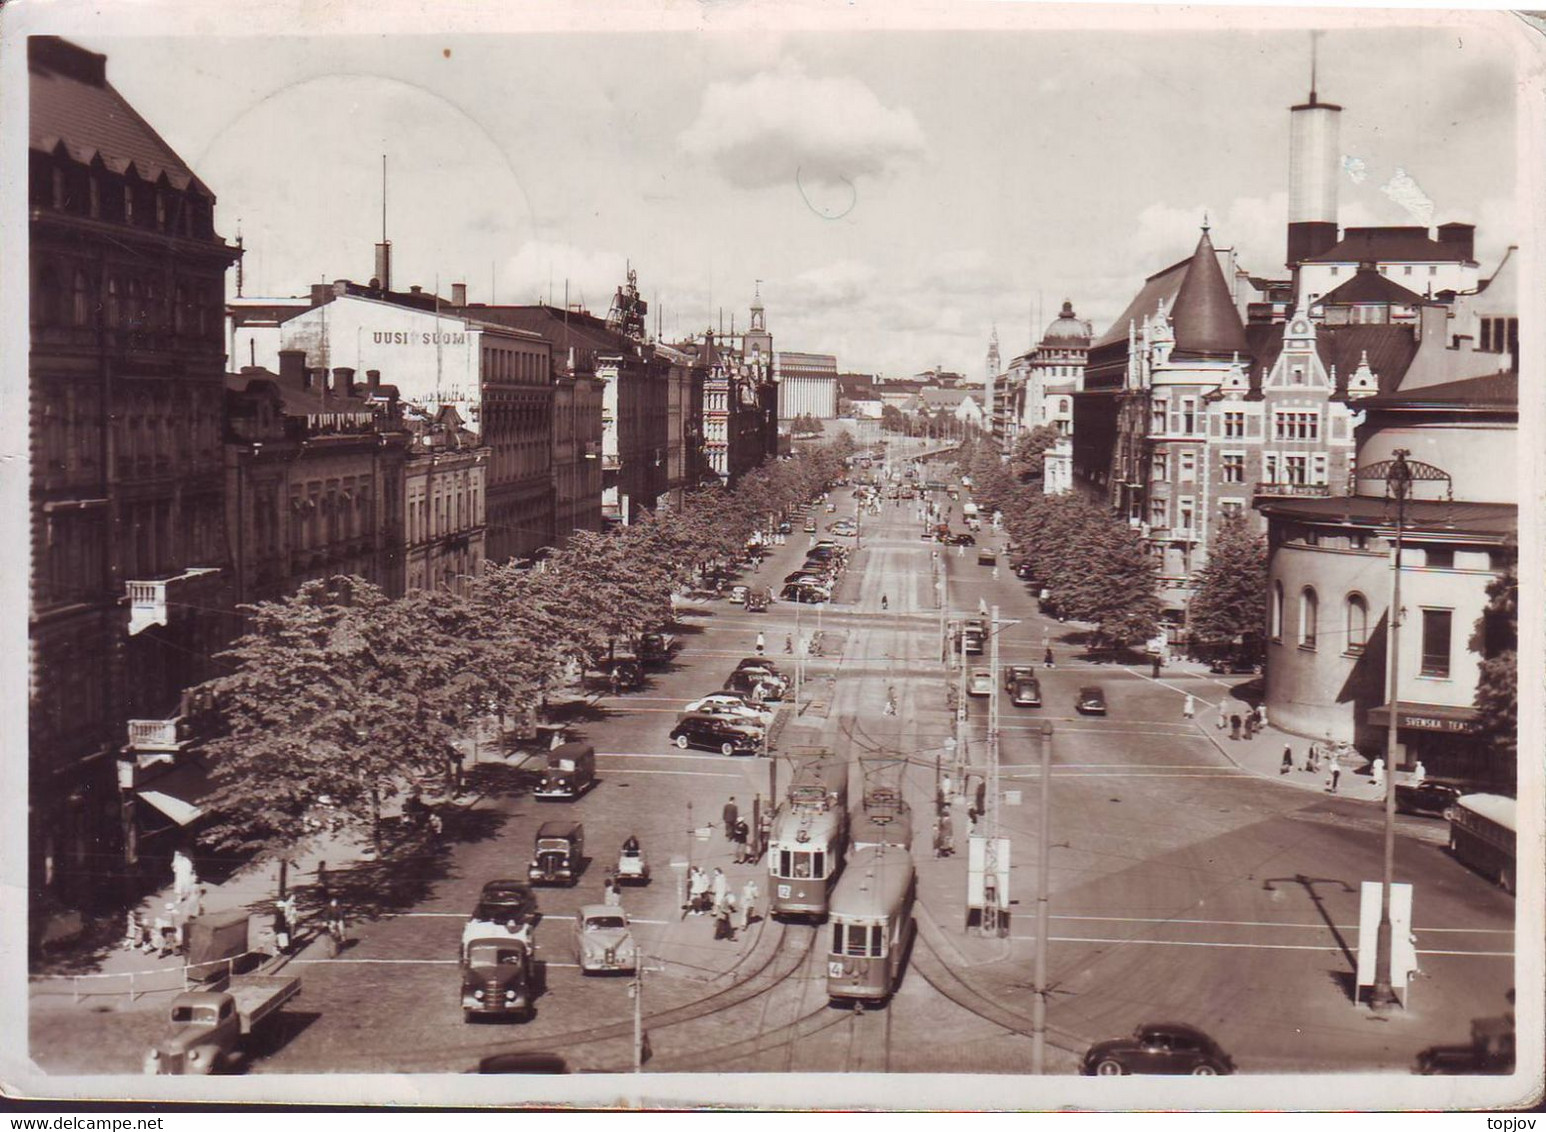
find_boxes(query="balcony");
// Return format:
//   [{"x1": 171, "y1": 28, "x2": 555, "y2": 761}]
[
  {"x1": 127, "y1": 716, "x2": 188, "y2": 754},
  {"x1": 601, "y1": 454, "x2": 622, "y2": 472},
  {"x1": 126, "y1": 567, "x2": 220, "y2": 635},
  {"x1": 1253, "y1": 482, "x2": 1333, "y2": 499}
]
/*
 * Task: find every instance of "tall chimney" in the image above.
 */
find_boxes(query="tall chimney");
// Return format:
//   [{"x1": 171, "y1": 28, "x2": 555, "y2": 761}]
[
  {"x1": 1437, "y1": 222, "x2": 1476, "y2": 263},
  {"x1": 310, "y1": 282, "x2": 332, "y2": 307},
  {"x1": 1287, "y1": 88, "x2": 1342, "y2": 271},
  {"x1": 279, "y1": 348, "x2": 306, "y2": 386},
  {"x1": 334, "y1": 367, "x2": 355, "y2": 397},
  {"x1": 310, "y1": 367, "x2": 329, "y2": 400},
  {"x1": 374, "y1": 241, "x2": 393, "y2": 293},
  {"x1": 366, "y1": 369, "x2": 381, "y2": 394},
  {"x1": 451, "y1": 282, "x2": 467, "y2": 306}
]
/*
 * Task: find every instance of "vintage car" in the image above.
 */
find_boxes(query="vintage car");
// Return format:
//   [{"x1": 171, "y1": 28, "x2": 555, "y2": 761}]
[
  {"x1": 595, "y1": 657, "x2": 643, "y2": 691},
  {"x1": 977, "y1": 548, "x2": 997, "y2": 566},
  {"x1": 528, "y1": 821, "x2": 584, "y2": 886},
  {"x1": 1076, "y1": 686, "x2": 1109, "y2": 716},
  {"x1": 460, "y1": 934, "x2": 537, "y2": 1022},
  {"x1": 1082, "y1": 1022, "x2": 1235, "y2": 1076},
  {"x1": 727, "y1": 585, "x2": 751, "y2": 605},
  {"x1": 616, "y1": 841, "x2": 650, "y2": 885},
  {"x1": 534, "y1": 742, "x2": 596, "y2": 800},
  {"x1": 744, "y1": 589, "x2": 771, "y2": 613},
  {"x1": 1395, "y1": 776, "x2": 1486, "y2": 818},
  {"x1": 967, "y1": 668, "x2": 994, "y2": 696},
  {"x1": 780, "y1": 584, "x2": 828, "y2": 604},
  {"x1": 683, "y1": 693, "x2": 769, "y2": 723},
  {"x1": 802, "y1": 518, "x2": 818, "y2": 533},
  {"x1": 670, "y1": 713, "x2": 763, "y2": 756},
  {"x1": 470, "y1": 879, "x2": 538, "y2": 930},
  {"x1": 144, "y1": 977, "x2": 300, "y2": 1075},
  {"x1": 1010, "y1": 677, "x2": 1043, "y2": 708},
  {"x1": 1004, "y1": 664, "x2": 1037, "y2": 691},
  {"x1": 724, "y1": 668, "x2": 787, "y2": 701},
  {"x1": 573, "y1": 905, "x2": 639, "y2": 974}
]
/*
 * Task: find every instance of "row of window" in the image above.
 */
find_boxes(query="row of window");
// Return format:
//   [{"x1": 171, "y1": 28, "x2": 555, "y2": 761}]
[
  {"x1": 32, "y1": 154, "x2": 216, "y2": 240},
  {"x1": 483, "y1": 346, "x2": 550, "y2": 386},
  {"x1": 1148, "y1": 450, "x2": 1332, "y2": 486},
  {"x1": 32, "y1": 263, "x2": 222, "y2": 341},
  {"x1": 1270, "y1": 583, "x2": 1453, "y2": 676}
]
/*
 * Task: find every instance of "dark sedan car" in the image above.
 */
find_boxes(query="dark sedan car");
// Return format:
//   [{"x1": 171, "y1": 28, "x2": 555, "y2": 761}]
[
  {"x1": 939, "y1": 531, "x2": 976, "y2": 546},
  {"x1": 1075, "y1": 685, "x2": 1108, "y2": 715},
  {"x1": 1010, "y1": 677, "x2": 1042, "y2": 707},
  {"x1": 780, "y1": 583, "x2": 827, "y2": 604},
  {"x1": 471, "y1": 880, "x2": 539, "y2": 929},
  {"x1": 669, "y1": 713, "x2": 762, "y2": 756},
  {"x1": 1082, "y1": 1023, "x2": 1234, "y2": 1076},
  {"x1": 1394, "y1": 777, "x2": 1489, "y2": 817}
]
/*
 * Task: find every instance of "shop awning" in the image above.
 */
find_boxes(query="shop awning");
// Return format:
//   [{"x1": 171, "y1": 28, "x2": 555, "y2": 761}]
[
  {"x1": 1365, "y1": 701, "x2": 1482, "y2": 736},
  {"x1": 137, "y1": 760, "x2": 214, "y2": 826}
]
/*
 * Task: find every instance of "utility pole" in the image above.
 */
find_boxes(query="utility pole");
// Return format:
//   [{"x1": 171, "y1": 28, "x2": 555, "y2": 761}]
[
  {"x1": 632, "y1": 962, "x2": 645, "y2": 1071},
  {"x1": 982, "y1": 605, "x2": 1003, "y2": 937},
  {"x1": 1032, "y1": 720, "x2": 1053, "y2": 1072}
]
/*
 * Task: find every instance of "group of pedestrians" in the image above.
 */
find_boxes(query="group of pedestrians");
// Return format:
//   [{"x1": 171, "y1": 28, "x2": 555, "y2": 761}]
[
  {"x1": 684, "y1": 864, "x2": 760, "y2": 942},
  {"x1": 122, "y1": 848, "x2": 206, "y2": 958},
  {"x1": 1219, "y1": 701, "x2": 1269, "y2": 741}
]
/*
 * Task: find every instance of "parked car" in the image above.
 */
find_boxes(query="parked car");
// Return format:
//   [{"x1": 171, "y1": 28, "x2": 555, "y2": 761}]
[
  {"x1": 594, "y1": 657, "x2": 642, "y2": 690},
  {"x1": 1076, "y1": 686, "x2": 1108, "y2": 715},
  {"x1": 778, "y1": 520, "x2": 792, "y2": 534},
  {"x1": 670, "y1": 713, "x2": 763, "y2": 756},
  {"x1": 1081, "y1": 1023, "x2": 1234, "y2": 1076},
  {"x1": 1010, "y1": 677, "x2": 1043, "y2": 707},
  {"x1": 977, "y1": 548, "x2": 997, "y2": 566},
  {"x1": 727, "y1": 585, "x2": 750, "y2": 605},
  {"x1": 573, "y1": 906, "x2": 638, "y2": 975},
  {"x1": 744, "y1": 589, "x2": 771, "y2": 613},
  {"x1": 724, "y1": 668, "x2": 786, "y2": 701},
  {"x1": 535, "y1": 742, "x2": 596, "y2": 800},
  {"x1": 1004, "y1": 664, "x2": 1037, "y2": 691},
  {"x1": 528, "y1": 821, "x2": 584, "y2": 886},
  {"x1": 638, "y1": 632, "x2": 680, "y2": 665},
  {"x1": 683, "y1": 693, "x2": 769, "y2": 722},
  {"x1": 735, "y1": 657, "x2": 783, "y2": 675},
  {"x1": 802, "y1": 518, "x2": 818, "y2": 533},
  {"x1": 941, "y1": 532, "x2": 975, "y2": 546},
  {"x1": 781, "y1": 583, "x2": 827, "y2": 604},
  {"x1": 968, "y1": 668, "x2": 994, "y2": 696}
]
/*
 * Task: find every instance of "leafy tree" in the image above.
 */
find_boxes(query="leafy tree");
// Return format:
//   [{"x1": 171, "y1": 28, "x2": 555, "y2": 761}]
[
  {"x1": 1187, "y1": 512, "x2": 1267, "y2": 648},
  {"x1": 1010, "y1": 425, "x2": 1062, "y2": 482},
  {"x1": 1471, "y1": 554, "x2": 1517, "y2": 781},
  {"x1": 880, "y1": 403, "x2": 908, "y2": 434},
  {"x1": 198, "y1": 576, "x2": 476, "y2": 872}
]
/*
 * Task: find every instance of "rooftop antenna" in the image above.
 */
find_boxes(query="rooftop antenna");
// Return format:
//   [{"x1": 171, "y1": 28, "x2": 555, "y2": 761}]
[
  {"x1": 235, "y1": 220, "x2": 244, "y2": 297},
  {"x1": 1309, "y1": 30, "x2": 1321, "y2": 104},
  {"x1": 381, "y1": 154, "x2": 387, "y2": 243}
]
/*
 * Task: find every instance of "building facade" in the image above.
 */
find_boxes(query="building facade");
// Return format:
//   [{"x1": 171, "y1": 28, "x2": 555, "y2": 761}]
[
  {"x1": 224, "y1": 354, "x2": 409, "y2": 605},
  {"x1": 280, "y1": 289, "x2": 555, "y2": 562},
  {"x1": 28, "y1": 37, "x2": 243, "y2": 906},
  {"x1": 776, "y1": 351, "x2": 839, "y2": 422},
  {"x1": 1257, "y1": 372, "x2": 1517, "y2": 787},
  {"x1": 402, "y1": 404, "x2": 488, "y2": 596},
  {"x1": 552, "y1": 353, "x2": 606, "y2": 539}
]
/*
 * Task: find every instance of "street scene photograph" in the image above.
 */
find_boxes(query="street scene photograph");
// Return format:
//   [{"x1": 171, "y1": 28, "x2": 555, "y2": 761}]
[{"x1": 6, "y1": 0, "x2": 1538, "y2": 1112}]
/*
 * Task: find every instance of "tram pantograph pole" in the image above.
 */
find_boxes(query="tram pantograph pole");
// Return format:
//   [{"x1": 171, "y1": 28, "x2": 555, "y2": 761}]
[{"x1": 1032, "y1": 720, "x2": 1053, "y2": 1073}]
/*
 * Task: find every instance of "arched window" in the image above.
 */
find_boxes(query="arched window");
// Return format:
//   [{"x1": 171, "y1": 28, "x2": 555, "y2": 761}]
[
  {"x1": 1345, "y1": 593, "x2": 1369, "y2": 655},
  {"x1": 1299, "y1": 587, "x2": 1319, "y2": 649},
  {"x1": 1271, "y1": 580, "x2": 1284, "y2": 642}
]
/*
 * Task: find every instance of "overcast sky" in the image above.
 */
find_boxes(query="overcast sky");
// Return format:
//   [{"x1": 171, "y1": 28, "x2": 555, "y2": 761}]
[{"x1": 66, "y1": 9, "x2": 1523, "y2": 380}]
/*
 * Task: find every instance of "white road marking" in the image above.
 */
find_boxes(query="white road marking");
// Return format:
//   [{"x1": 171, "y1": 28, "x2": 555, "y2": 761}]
[
  {"x1": 595, "y1": 750, "x2": 739, "y2": 762},
  {"x1": 1020, "y1": 935, "x2": 1513, "y2": 957},
  {"x1": 1000, "y1": 771, "x2": 1248, "y2": 779},
  {"x1": 1046, "y1": 914, "x2": 1515, "y2": 934}
]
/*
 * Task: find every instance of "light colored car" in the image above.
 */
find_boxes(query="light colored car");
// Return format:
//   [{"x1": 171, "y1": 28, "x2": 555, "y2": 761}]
[
  {"x1": 684, "y1": 694, "x2": 770, "y2": 722},
  {"x1": 968, "y1": 668, "x2": 994, "y2": 696},
  {"x1": 574, "y1": 905, "x2": 638, "y2": 974},
  {"x1": 727, "y1": 585, "x2": 750, "y2": 604}
]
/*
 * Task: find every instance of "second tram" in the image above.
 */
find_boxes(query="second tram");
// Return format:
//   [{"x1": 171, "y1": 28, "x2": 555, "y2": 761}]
[
  {"x1": 1447, "y1": 793, "x2": 1517, "y2": 893},
  {"x1": 826, "y1": 844, "x2": 916, "y2": 1006},
  {"x1": 769, "y1": 750, "x2": 849, "y2": 919},
  {"x1": 850, "y1": 784, "x2": 912, "y2": 855}
]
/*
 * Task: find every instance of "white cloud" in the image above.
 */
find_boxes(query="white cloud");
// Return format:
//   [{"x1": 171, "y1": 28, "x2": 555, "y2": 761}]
[
  {"x1": 678, "y1": 63, "x2": 926, "y2": 190},
  {"x1": 499, "y1": 240, "x2": 630, "y2": 312}
]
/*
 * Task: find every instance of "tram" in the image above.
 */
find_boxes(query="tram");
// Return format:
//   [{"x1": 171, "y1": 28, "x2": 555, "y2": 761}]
[
  {"x1": 769, "y1": 751, "x2": 849, "y2": 919},
  {"x1": 826, "y1": 844, "x2": 916, "y2": 1006},
  {"x1": 850, "y1": 785, "x2": 912, "y2": 855}
]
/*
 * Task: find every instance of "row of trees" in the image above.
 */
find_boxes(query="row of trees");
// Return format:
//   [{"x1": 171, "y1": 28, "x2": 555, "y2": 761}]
[{"x1": 196, "y1": 438, "x2": 857, "y2": 873}]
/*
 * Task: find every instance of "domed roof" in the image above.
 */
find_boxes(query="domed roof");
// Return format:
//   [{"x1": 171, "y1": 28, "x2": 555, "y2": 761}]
[{"x1": 1042, "y1": 301, "x2": 1091, "y2": 347}]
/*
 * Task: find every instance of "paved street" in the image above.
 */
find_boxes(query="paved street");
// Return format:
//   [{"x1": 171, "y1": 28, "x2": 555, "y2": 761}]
[{"x1": 29, "y1": 473, "x2": 1515, "y2": 1077}]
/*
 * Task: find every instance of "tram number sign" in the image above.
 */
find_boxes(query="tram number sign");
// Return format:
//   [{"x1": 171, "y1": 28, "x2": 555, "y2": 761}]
[
  {"x1": 778, "y1": 884, "x2": 791, "y2": 899},
  {"x1": 828, "y1": 961, "x2": 845, "y2": 978}
]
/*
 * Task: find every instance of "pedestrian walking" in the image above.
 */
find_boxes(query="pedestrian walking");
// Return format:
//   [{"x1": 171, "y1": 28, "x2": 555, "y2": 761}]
[
  {"x1": 733, "y1": 818, "x2": 751, "y2": 863},
  {"x1": 784, "y1": 635, "x2": 793, "y2": 654},
  {"x1": 1230, "y1": 714, "x2": 1242, "y2": 740},
  {"x1": 1216, "y1": 705, "x2": 1227, "y2": 731},
  {"x1": 711, "y1": 867, "x2": 728, "y2": 915},
  {"x1": 1306, "y1": 742, "x2": 1320, "y2": 774},
  {"x1": 123, "y1": 910, "x2": 143, "y2": 952},
  {"x1": 758, "y1": 810, "x2": 772, "y2": 859},
  {"x1": 1256, "y1": 704, "x2": 1269, "y2": 730},
  {"x1": 939, "y1": 810, "x2": 955, "y2": 856},
  {"x1": 1371, "y1": 757, "x2": 1386, "y2": 790},
  {"x1": 1151, "y1": 656, "x2": 1162, "y2": 679},
  {"x1": 1281, "y1": 745, "x2": 1294, "y2": 774},
  {"x1": 722, "y1": 796, "x2": 739, "y2": 843},
  {"x1": 755, "y1": 632, "x2": 766, "y2": 656},
  {"x1": 315, "y1": 860, "x2": 330, "y2": 907},
  {"x1": 171, "y1": 848, "x2": 197, "y2": 900},
  {"x1": 715, "y1": 897, "x2": 736, "y2": 941},
  {"x1": 741, "y1": 879, "x2": 759, "y2": 926},
  {"x1": 885, "y1": 685, "x2": 897, "y2": 716},
  {"x1": 1044, "y1": 647, "x2": 1055, "y2": 668},
  {"x1": 1327, "y1": 753, "x2": 1342, "y2": 794},
  {"x1": 1183, "y1": 694, "x2": 1196, "y2": 720},
  {"x1": 1413, "y1": 760, "x2": 1427, "y2": 784},
  {"x1": 688, "y1": 866, "x2": 710, "y2": 915},
  {"x1": 604, "y1": 875, "x2": 622, "y2": 907},
  {"x1": 1243, "y1": 713, "x2": 1255, "y2": 739}
]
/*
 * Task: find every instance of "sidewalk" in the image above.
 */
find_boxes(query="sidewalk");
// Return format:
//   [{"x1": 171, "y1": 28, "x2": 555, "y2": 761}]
[{"x1": 1144, "y1": 656, "x2": 1389, "y2": 804}]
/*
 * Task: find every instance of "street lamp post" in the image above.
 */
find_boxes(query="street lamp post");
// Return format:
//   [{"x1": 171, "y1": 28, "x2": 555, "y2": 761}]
[{"x1": 1356, "y1": 447, "x2": 1449, "y2": 1012}]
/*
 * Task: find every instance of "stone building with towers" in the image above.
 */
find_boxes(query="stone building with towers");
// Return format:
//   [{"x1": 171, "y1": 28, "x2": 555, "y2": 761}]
[{"x1": 1073, "y1": 67, "x2": 1509, "y2": 634}]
